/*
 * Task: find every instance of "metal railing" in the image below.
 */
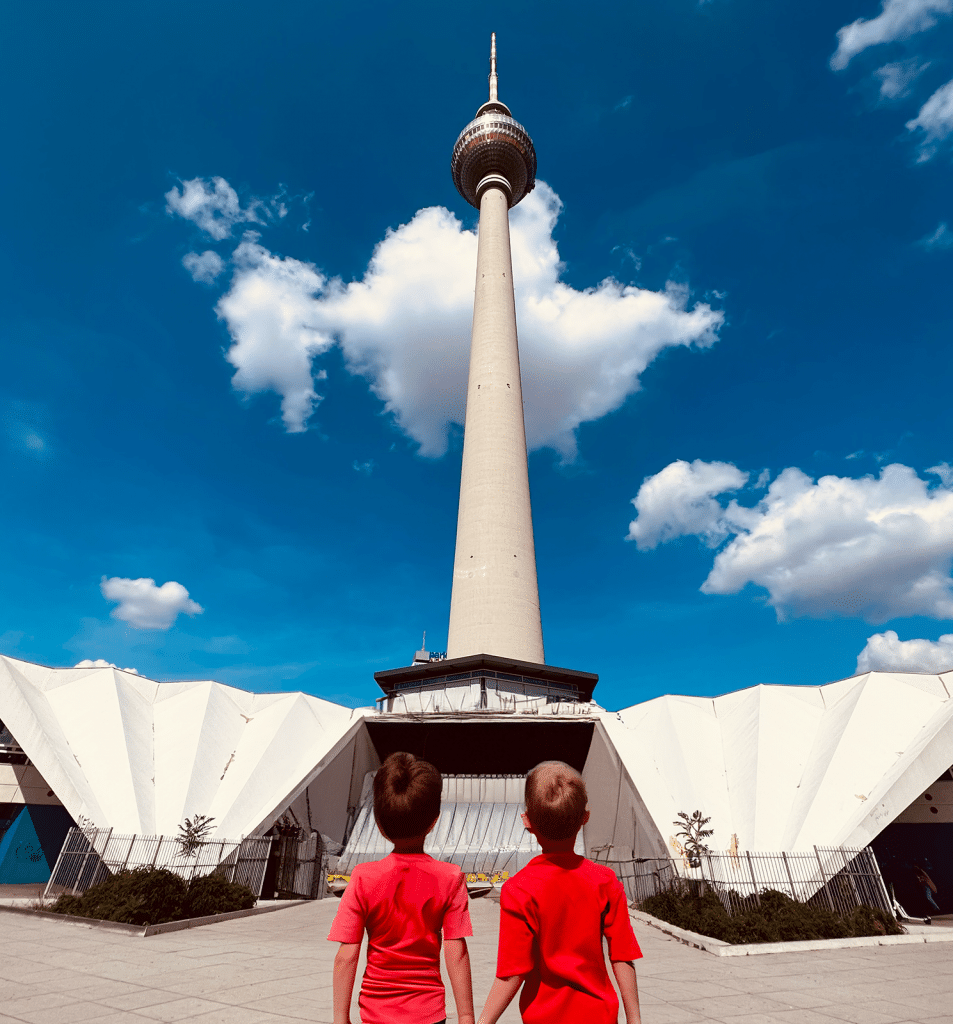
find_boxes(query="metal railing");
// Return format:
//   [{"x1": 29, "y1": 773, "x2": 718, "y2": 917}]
[
  {"x1": 593, "y1": 846, "x2": 892, "y2": 918},
  {"x1": 44, "y1": 828, "x2": 274, "y2": 900}
]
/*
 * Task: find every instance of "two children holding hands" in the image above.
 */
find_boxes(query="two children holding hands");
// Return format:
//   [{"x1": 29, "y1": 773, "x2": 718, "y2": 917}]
[{"x1": 329, "y1": 752, "x2": 643, "y2": 1024}]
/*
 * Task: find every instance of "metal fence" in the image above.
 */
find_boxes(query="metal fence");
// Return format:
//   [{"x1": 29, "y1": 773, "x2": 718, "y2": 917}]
[
  {"x1": 593, "y1": 846, "x2": 892, "y2": 918},
  {"x1": 272, "y1": 833, "x2": 328, "y2": 900},
  {"x1": 44, "y1": 828, "x2": 275, "y2": 900}
]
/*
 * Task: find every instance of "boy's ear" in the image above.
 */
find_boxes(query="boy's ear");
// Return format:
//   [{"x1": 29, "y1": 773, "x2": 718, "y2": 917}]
[
  {"x1": 376, "y1": 821, "x2": 391, "y2": 842},
  {"x1": 521, "y1": 811, "x2": 536, "y2": 835},
  {"x1": 425, "y1": 815, "x2": 439, "y2": 836},
  {"x1": 583, "y1": 808, "x2": 590, "y2": 825}
]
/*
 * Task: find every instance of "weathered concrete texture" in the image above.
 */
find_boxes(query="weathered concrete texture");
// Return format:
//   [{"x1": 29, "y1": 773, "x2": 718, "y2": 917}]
[
  {"x1": 447, "y1": 185, "x2": 544, "y2": 665},
  {"x1": 2, "y1": 898, "x2": 953, "y2": 1023}
]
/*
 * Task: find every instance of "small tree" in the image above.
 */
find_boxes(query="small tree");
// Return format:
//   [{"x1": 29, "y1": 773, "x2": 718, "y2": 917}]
[
  {"x1": 673, "y1": 810, "x2": 714, "y2": 869},
  {"x1": 177, "y1": 814, "x2": 215, "y2": 857}
]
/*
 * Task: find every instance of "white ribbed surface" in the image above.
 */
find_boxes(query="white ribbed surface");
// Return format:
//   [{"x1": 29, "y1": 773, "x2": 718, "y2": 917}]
[
  {"x1": 602, "y1": 671, "x2": 953, "y2": 853},
  {"x1": 447, "y1": 185, "x2": 544, "y2": 663},
  {"x1": 0, "y1": 655, "x2": 364, "y2": 837}
]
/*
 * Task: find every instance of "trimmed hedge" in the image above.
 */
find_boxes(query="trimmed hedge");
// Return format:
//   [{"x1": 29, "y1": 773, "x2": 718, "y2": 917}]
[
  {"x1": 50, "y1": 867, "x2": 255, "y2": 926},
  {"x1": 640, "y1": 886, "x2": 903, "y2": 944}
]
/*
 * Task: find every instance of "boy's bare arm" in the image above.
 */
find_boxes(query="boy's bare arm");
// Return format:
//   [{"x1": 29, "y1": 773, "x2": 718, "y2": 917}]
[
  {"x1": 443, "y1": 938, "x2": 475, "y2": 1024},
  {"x1": 332, "y1": 942, "x2": 361, "y2": 1024},
  {"x1": 611, "y1": 960, "x2": 642, "y2": 1024},
  {"x1": 477, "y1": 974, "x2": 524, "y2": 1024}
]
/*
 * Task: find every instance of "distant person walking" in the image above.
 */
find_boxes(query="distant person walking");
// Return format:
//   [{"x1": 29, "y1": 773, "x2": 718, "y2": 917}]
[{"x1": 913, "y1": 864, "x2": 940, "y2": 914}]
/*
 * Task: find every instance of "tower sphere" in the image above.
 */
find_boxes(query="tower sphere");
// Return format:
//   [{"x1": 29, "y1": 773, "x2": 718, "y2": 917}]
[{"x1": 450, "y1": 40, "x2": 536, "y2": 209}]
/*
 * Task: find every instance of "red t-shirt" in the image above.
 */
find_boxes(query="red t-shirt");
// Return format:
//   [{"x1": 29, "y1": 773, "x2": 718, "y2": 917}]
[
  {"x1": 496, "y1": 853, "x2": 642, "y2": 1024},
  {"x1": 328, "y1": 853, "x2": 473, "y2": 1024}
]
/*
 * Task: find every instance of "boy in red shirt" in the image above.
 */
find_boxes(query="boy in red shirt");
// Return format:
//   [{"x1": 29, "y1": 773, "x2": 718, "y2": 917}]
[
  {"x1": 479, "y1": 761, "x2": 643, "y2": 1024},
  {"x1": 328, "y1": 752, "x2": 474, "y2": 1024}
]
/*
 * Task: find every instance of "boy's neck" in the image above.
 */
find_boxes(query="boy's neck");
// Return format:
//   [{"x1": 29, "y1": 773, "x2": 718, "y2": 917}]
[
  {"x1": 537, "y1": 837, "x2": 579, "y2": 854},
  {"x1": 390, "y1": 837, "x2": 427, "y2": 854}
]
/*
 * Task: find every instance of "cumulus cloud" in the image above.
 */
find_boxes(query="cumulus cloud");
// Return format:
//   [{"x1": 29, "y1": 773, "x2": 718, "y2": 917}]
[
  {"x1": 627, "y1": 459, "x2": 749, "y2": 549},
  {"x1": 628, "y1": 461, "x2": 953, "y2": 621},
  {"x1": 165, "y1": 177, "x2": 264, "y2": 240},
  {"x1": 74, "y1": 659, "x2": 139, "y2": 674},
  {"x1": 856, "y1": 630, "x2": 953, "y2": 672},
  {"x1": 182, "y1": 250, "x2": 225, "y2": 284},
  {"x1": 906, "y1": 78, "x2": 953, "y2": 159},
  {"x1": 213, "y1": 182, "x2": 724, "y2": 457},
  {"x1": 874, "y1": 58, "x2": 929, "y2": 99},
  {"x1": 100, "y1": 577, "x2": 204, "y2": 630},
  {"x1": 216, "y1": 237, "x2": 335, "y2": 432},
  {"x1": 831, "y1": 0, "x2": 952, "y2": 70}
]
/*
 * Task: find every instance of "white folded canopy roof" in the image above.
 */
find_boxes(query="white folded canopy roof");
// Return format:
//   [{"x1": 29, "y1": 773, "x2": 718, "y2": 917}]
[{"x1": 0, "y1": 655, "x2": 365, "y2": 838}]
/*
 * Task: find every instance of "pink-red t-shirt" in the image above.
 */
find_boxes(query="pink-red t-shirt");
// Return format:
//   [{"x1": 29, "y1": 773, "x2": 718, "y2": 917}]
[
  {"x1": 496, "y1": 853, "x2": 643, "y2": 1024},
  {"x1": 328, "y1": 853, "x2": 473, "y2": 1024}
]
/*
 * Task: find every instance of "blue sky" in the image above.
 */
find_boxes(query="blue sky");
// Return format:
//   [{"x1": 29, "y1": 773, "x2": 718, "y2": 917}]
[{"x1": 3, "y1": 0, "x2": 953, "y2": 711}]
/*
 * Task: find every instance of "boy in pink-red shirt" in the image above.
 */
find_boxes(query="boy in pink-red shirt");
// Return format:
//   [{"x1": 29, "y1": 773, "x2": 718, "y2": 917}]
[
  {"x1": 479, "y1": 761, "x2": 643, "y2": 1024},
  {"x1": 328, "y1": 752, "x2": 474, "y2": 1024}
]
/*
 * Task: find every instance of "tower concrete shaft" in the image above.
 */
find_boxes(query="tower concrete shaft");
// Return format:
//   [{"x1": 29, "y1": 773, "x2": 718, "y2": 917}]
[{"x1": 447, "y1": 37, "x2": 544, "y2": 663}]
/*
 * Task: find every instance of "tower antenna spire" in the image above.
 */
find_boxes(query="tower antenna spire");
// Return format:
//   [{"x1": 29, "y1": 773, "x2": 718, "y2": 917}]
[{"x1": 489, "y1": 32, "x2": 498, "y2": 102}]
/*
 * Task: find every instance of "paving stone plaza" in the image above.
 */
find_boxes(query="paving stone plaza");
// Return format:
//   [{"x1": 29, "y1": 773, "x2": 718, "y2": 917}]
[{"x1": 2, "y1": 898, "x2": 953, "y2": 1024}]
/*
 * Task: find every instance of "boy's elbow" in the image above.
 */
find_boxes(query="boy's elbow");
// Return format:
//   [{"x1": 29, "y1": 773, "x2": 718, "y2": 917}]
[{"x1": 443, "y1": 937, "x2": 470, "y2": 961}]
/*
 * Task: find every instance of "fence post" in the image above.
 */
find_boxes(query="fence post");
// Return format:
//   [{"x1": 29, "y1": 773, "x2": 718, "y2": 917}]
[
  {"x1": 120, "y1": 835, "x2": 136, "y2": 872},
  {"x1": 150, "y1": 837, "x2": 162, "y2": 868},
  {"x1": 814, "y1": 845, "x2": 837, "y2": 913},
  {"x1": 745, "y1": 851, "x2": 761, "y2": 907},
  {"x1": 781, "y1": 851, "x2": 796, "y2": 901}
]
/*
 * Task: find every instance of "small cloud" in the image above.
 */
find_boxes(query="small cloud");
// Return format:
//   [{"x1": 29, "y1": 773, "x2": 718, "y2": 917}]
[
  {"x1": 74, "y1": 658, "x2": 140, "y2": 675},
  {"x1": 165, "y1": 177, "x2": 257, "y2": 240},
  {"x1": 874, "y1": 58, "x2": 928, "y2": 100},
  {"x1": 182, "y1": 250, "x2": 225, "y2": 284},
  {"x1": 927, "y1": 462, "x2": 953, "y2": 486},
  {"x1": 906, "y1": 77, "x2": 953, "y2": 162},
  {"x1": 918, "y1": 222, "x2": 953, "y2": 250},
  {"x1": 846, "y1": 450, "x2": 864, "y2": 460},
  {"x1": 352, "y1": 460, "x2": 375, "y2": 475},
  {"x1": 831, "y1": 0, "x2": 953, "y2": 71},
  {"x1": 3, "y1": 399, "x2": 52, "y2": 460},
  {"x1": 754, "y1": 469, "x2": 771, "y2": 489},
  {"x1": 857, "y1": 630, "x2": 953, "y2": 673},
  {"x1": 615, "y1": 95, "x2": 633, "y2": 112},
  {"x1": 100, "y1": 576, "x2": 204, "y2": 630}
]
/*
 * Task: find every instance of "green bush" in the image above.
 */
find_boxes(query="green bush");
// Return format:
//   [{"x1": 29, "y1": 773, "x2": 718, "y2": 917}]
[
  {"x1": 50, "y1": 867, "x2": 255, "y2": 926},
  {"x1": 639, "y1": 885, "x2": 903, "y2": 944},
  {"x1": 184, "y1": 872, "x2": 255, "y2": 918}
]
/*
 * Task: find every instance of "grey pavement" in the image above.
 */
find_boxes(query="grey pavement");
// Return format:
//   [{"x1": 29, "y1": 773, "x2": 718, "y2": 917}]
[{"x1": 1, "y1": 897, "x2": 953, "y2": 1024}]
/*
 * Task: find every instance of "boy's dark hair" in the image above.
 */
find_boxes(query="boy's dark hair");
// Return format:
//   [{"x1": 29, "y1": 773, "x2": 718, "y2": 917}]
[
  {"x1": 525, "y1": 761, "x2": 587, "y2": 842},
  {"x1": 373, "y1": 752, "x2": 442, "y2": 840}
]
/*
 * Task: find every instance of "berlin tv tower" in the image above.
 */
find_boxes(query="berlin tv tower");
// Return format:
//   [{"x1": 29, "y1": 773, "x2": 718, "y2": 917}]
[{"x1": 447, "y1": 35, "x2": 544, "y2": 664}]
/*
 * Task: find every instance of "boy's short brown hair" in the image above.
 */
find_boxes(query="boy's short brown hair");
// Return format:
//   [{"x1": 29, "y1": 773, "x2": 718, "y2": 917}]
[
  {"x1": 524, "y1": 761, "x2": 587, "y2": 842},
  {"x1": 373, "y1": 752, "x2": 442, "y2": 840}
]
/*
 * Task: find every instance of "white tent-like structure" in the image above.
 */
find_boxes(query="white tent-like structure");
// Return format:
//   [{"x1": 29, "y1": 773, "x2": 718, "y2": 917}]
[
  {"x1": 0, "y1": 655, "x2": 368, "y2": 840},
  {"x1": 603, "y1": 671, "x2": 953, "y2": 855},
  {"x1": 2, "y1": 651, "x2": 952, "y2": 903}
]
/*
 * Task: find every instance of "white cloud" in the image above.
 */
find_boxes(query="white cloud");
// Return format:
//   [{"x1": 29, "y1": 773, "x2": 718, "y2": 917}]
[
  {"x1": 74, "y1": 658, "x2": 140, "y2": 675},
  {"x1": 906, "y1": 77, "x2": 953, "y2": 160},
  {"x1": 628, "y1": 461, "x2": 953, "y2": 621},
  {"x1": 216, "y1": 237, "x2": 335, "y2": 433},
  {"x1": 182, "y1": 250, "x2": 225, "y2": 284},
  {"x1": 627, "y1": 460, "x2": 748, "y2": 549},
  {"x1": 918, "y1": 222, "x2": 953, "y2": 249},
  {"x1": 927, "y1": 462, "x2": 953, "y2": 485},
  {"x1": 100, "y1": 577, "x2": 204, "y2": 630},
  {"x1": 213, "y1": 182, "x2": 724, "y2": 457},
  {"x1": 857, "y1": 630, "x2": 953, "y2": 672},
  {"x1": 874, "y1": 58, "x2": 928, "y2": 99},
  {"x1": 831, "y1": 0, "x2": 952, "y2": 71},
  {"x1": 165, "y1": 177, "x2": 263, "y2": 240}
]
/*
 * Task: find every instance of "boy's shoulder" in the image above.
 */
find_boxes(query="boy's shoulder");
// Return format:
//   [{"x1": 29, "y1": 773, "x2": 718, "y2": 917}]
[{"x1": 504, "y1": 854, "x2": 621, "y2": 890}]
